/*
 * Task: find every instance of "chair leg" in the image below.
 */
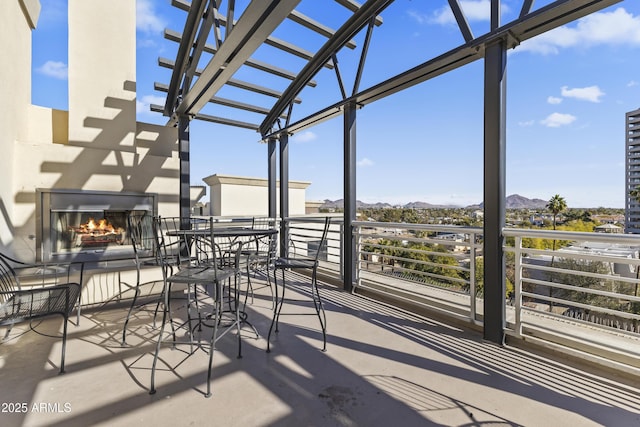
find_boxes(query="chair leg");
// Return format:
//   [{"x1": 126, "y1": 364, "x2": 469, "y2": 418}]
[
  {"x1": 245, "y1": 261, "x2": 255, "y2": 305},
  {"x1": 266, "y1": 267, "x2": 286, "y2": 353},
  {"x1": 265, "y1": 265, "x2": 275, "y2": 310},
  {"x1": 122, "y1": 284, "x2": 141, "y2": 346},
  {"x1": 205, "y1": 281, "x2": 221, "y2": 398},
  {"x1": 150, "y1": 281, "x2": 171, "y2": 395},
  {"x1": 310, "y1": 266, "x2": 327, "y2": 352},
  {"x1": 2, "y1": 324, "x2": 13, "y2": 340},
  {"x1": 235, "y1": 273, "x2": 243, "y2": 359},
  {"x1": 60, "y1": 314, "x2": 68, "y2": 374}
]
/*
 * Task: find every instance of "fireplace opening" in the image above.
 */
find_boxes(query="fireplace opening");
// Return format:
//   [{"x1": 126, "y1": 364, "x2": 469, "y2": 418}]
[
  {"x1": 37, "y1": 189, "x2": 157, "y2": 262},
  {"x1": 52, "y1": 210, "x2": 141, "y2": 255}
]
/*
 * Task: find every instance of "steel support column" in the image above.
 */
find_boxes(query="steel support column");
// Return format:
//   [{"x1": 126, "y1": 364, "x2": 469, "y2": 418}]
[
  {"x1": 343, "y1": 102, "x2": 357, "y2": 292},
  {"x1": 178, "y1": 115, "x2": 191, "y2": 226},
  {"x1": 483, "y1": 35, "x2": 507, "y2": 344},
  {"x1": 279, "y1": 133, "x2": 290, "y2": 257},
  {"x1": 268, "y1": 137, "x2": 277, "y2": 218}
]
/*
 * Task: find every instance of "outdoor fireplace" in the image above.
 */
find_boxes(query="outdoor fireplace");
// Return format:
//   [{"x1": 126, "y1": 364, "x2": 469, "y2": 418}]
[{"x1": 36, "y1": 189, "x2": 157, "y2": 262}]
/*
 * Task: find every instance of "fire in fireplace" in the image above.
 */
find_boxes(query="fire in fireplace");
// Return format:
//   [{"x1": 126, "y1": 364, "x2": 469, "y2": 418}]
[
  {"x1": 69, "y1": 216, "x2": 126, "y2": 246},
  {"x1": 37, "y1": 189, "x2": 157, "y2": 262}
]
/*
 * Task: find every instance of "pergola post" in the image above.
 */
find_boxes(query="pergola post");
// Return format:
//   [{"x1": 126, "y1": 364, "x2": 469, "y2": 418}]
[
  {"x1": 483, "y1": 1, "x2": 507, "y2": 345},
  {"x1": 344, "y1": 102, "x2": 357, "y2": 292},
  {"x1": 268, "y1": 137, "x2": 277, "y2": 219},
  {"x1": 178, "y1": 114, "x2": 191, "y2": 227},
  {"x1": 279, "y1": 133, "x2": 290, "y2": 257}
]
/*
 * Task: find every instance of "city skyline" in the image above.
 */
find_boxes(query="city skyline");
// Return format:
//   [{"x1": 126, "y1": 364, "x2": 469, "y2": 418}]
[{"x1": 31, "y1": 0, "x2": 640, "y2": 208}]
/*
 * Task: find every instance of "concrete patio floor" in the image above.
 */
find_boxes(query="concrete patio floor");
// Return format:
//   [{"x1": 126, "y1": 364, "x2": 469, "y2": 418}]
[{"x1": 1, "y1": 271, "x2": 640, "y2": 427}]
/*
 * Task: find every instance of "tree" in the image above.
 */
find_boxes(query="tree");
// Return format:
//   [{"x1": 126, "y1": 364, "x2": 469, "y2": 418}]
[
  {"x1": 546, "y1": 194, "x2": 567, "y2": 311},
  {"x1": 546, "y1": 194, "x2": 567, "y2": 230}
]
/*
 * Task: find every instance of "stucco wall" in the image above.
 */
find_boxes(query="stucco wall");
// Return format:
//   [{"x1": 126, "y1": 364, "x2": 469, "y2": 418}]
[
  {"x1": 0, "y1": 1, "x2": 35, "y2": 253},
  {"x1": 1, "y1": 0, "x2": 179, "y2": 262},
  {"x1": 203, "y1": 174, "x2": 310, "y2": 217}
]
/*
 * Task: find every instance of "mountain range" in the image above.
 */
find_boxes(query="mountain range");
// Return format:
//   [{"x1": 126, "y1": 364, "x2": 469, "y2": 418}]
[{"x1": 320, "y1": 194, "x2": 549, "y2": 210}]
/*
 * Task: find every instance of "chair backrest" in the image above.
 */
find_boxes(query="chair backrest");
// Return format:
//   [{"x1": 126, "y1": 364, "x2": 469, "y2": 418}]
[
  {"x1": 313, "y1": 217, "x2": 332, "y2": 263},
  {"x1": 127, "y1": 213, "x2": 156, "y2": 261},
  {"x1": 157, "y1": 216, "x2": 196, "y2": 266},
  {"x1": 149, "y1": 216, "x2": 173, "y2": 283},
  {"x1": 251, "y1": 217, "x2": 277, "y2": 255},
  {"x1": 0, "y1": 256, "x2": 19, "y2": 309},
  {"x1": 252, "y1": 217, "x2": 275, "y2": 230}
]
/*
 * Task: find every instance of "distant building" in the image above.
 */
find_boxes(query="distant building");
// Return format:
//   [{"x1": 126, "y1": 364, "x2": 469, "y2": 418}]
[
  {"x1": 202, "y1": 174, "x2": 310, "y2": 217},
  {"x1": 625, "y1": 108, "x2": 640, "y2": 233},
  {"x1": 594, "y1": 223, "x2": 622, "y2": 234}
]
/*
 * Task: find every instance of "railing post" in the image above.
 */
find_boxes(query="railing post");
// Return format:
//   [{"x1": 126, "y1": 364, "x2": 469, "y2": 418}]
[
  {"x1": 514, "y1": 235, "x2": 523, "y2": 336},
  {"x1": 355, "y1": 223, "x2": 361, "y2": 288},
  {"x1": 339, "y1": 221, "x2": 344, "y2": 281},
  {"x1": 470, "y1": 231, "x2": 477, "y2": 323},
  {"x1": 279, "y1": 133, "x2": 289, "y2": 258}
]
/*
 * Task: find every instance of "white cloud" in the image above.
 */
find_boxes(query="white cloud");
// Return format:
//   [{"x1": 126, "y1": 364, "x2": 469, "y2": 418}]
[
  {"x1": 430, "y1": 0, "x2": 510, "y2": 25},
  {"x1": 136, "y1": 95, "x2": 165, "y2": 114},
  {"x1": 136, "y1": 0, "x2": 166, "y2": 34},
  {"x1": 37, "y1": 61, "x2": 68, "y2": 80},
  {"x1": 407, "y1": 10, "x2": 429, "y2": 25},
  {"x1": 540, "y1": 112, "x2": 577, "y2": 128},
  {"x1": 628, "y1": 80, "x2": 639, "y2": 87},
  {"x1": 560, "y1": 85, "x2": 605, "y2": 103},
  {"x1": 518, "y1": 120, "x2": 535, "y2": 127},
  {"x1": 547, "y1": 96, "x2": 562, "y2": 105},
  {"x1": 137, "y1": 38, "x2": 157, "y2": 48},
  {"x1": 292, "y1": 131, "x2": 317, "y2": 143},
  {"x1": 357, "y1": 158, "x2": 374, "y2": 167},
  {"x1": 518, "y1": 7, "x2": 640, "y2": 54}
]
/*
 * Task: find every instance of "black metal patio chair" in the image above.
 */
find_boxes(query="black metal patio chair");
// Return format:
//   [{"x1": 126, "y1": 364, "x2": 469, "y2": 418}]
[
  {"x1": 0, "y1": 253, "x2": 83, "y2": 374},
  {"x1": 149, "y1": 216, "x2": 244, "y2": 398},
  {"x1": 267, "y1": 216, "x2": 331, "y2": 353}
]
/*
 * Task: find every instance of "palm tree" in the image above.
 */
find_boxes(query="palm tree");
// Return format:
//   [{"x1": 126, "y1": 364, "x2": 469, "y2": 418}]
[
  {"x1": 546, "y1": 194, "x2": 567, "y2": 230},
  {"x1": 546, "y1": 194, "x2": 566, "y2": 312}
]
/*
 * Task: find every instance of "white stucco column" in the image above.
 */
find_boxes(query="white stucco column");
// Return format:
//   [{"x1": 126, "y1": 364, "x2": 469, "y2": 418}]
[{"x1": 68, "y1": 0, "x2": 136, "y2": 147}]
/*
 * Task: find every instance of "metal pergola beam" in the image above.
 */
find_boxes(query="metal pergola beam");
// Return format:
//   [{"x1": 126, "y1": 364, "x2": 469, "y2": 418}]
[
  {"x1": 289, "y1": 10, "x2": 357, "y2": 49},
  {"x1": 163, "y1": 0, "x2": 207, "y2": 116},
  {"x1": 260, "y1": 0, "x2": 395, "y2": 135},
  {"x1": 173, "y1": 0, "x2": 358, "y2": 49},
  {"x1": 170, "y1": 0, "x2": 335, "y2": 69},
  {"x1": 151, "y1": 104, "x2": 259, "y2": 131},
  {"x1": 262, "y1": 0, "x2": 621, "y2": 140},
  {"x1": 335, "y1": 0, "x2": 384, "y2": 26},
  {"x1": 172, "y1": 0, "x2": 302, "y2": 123},
  {"x1": 162, "y1": 30, "x2": 318, "y2": 88},
  {"x1": 155, "y1": 82, "x2": 288, "y2": 117}
]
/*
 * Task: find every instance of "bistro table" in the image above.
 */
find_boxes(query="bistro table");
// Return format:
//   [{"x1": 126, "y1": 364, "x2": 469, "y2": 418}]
[
  {"x1": 165, "y1": 225, "x2": 278, "y2": 325},
  {"x1": 150, "y1": 223, "x2": 278, "y2": 397}
]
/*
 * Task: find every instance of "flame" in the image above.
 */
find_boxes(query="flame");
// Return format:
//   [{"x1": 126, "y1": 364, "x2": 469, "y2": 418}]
[{"x1": 77, "y1": 218, "x2": 122, "y2": 235}]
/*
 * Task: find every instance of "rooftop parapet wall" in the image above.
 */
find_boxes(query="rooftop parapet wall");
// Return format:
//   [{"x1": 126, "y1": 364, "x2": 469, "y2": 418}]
[{"x1": 203, "y1": 174, "x2": 311, "y2": 217}]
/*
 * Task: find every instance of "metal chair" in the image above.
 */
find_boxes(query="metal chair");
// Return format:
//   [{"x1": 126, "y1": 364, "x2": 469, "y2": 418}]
[
  {"x1": 121, "y1": 212, "x2": 163, "y2": 346},
  {"x1": 267, "y1": 217, "x2": 331, "y2": 353},
  {"x1": 243, "y1": 217, "x2": 277, "y2": 306},
  {"x1": 0, "y1": 254, "x2": 82, "y2": 374},
  {"x1": 149, "y1": 216, "x2": 244, "y2": 398}
]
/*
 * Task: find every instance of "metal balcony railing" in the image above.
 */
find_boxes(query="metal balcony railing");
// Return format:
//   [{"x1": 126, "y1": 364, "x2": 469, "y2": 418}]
[{"x1": 282, "y1": 216, "x2": 640, "y2": 373}]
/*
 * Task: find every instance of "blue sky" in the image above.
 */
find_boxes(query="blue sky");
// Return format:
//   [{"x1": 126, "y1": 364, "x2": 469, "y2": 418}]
[{"x1": 31, "y1": 0, "x2": 640, "y2": 208}]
